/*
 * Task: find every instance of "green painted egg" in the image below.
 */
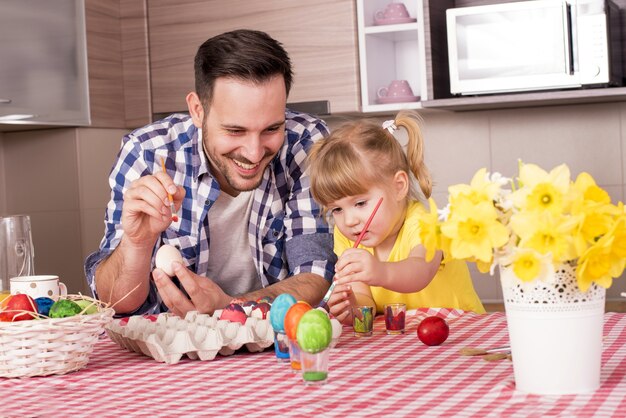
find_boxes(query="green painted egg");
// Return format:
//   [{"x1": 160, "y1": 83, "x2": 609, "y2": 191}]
[
  {"x1": 296, "y1": 309, "x2": 332, "y2": 353},
  {"x1": 75, "y1": 299, "x2": 99, "y2": 315},
  {"x1": 49, "y1": 299, "x2": 82, "y2": 318}
]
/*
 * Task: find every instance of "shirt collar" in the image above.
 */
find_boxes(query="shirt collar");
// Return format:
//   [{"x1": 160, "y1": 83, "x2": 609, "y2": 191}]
[{"x1": 193, "y1": 125, "x2": 210, "y2": 180}]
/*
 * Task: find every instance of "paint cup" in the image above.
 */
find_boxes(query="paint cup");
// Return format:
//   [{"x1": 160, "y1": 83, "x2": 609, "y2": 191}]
[
  {"x1": 10, "y1": 275, "x2": 67, "y2": 299},
  {"x1": 274, "y1": 331, "x2": 290, "y2": 363},
  {"x1": 288, "y1": 339, "x2": 302, "y2": 372},
  {"x1": 353, "y1": 305, "x2": 374, "y2": 337},
  {"x1": 300, "y1": 347, "x2": 330, "y2": 385},
  {"x1": 384, "y1": 303, "x2": 407, "y2": 334}
]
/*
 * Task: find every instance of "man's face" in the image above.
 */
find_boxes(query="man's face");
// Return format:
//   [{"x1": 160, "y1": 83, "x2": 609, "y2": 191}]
[{"x1": 202, "y1": 76, "x2": 287, "y2": 196}]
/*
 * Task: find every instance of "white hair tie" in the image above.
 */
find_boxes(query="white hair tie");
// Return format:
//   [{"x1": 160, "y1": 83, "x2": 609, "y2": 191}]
[{"x1": 382, "y1": 120, "x2": 397, "y2": 134}]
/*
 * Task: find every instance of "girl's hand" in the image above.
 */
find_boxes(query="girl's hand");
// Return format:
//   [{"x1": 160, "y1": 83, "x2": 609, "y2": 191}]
[
  {"x1": 334, "y1": 248, "x2": 386, "y2": 287},
  {"x1": 327, "y1": 283, "x2": 356, "y2": 326}
]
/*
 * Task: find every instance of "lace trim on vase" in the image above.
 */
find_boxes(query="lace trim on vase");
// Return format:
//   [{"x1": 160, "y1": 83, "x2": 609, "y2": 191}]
[{"x1": 500, "y1": 260, "x2": 606, "y2": 311}]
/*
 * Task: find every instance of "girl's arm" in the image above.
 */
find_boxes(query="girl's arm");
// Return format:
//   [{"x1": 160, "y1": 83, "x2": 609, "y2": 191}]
[
  {"x1": 334, "y1": 245, "x2": 443, "y2": 293},
  {"x1": 378, "y1": 246, "x2": 442, "y2": 293}
]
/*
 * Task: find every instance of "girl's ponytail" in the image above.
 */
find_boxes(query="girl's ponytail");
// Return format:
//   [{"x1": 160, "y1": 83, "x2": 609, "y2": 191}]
[{"x1": 395, "y1": 111, "x2": 432, "y2": 199}]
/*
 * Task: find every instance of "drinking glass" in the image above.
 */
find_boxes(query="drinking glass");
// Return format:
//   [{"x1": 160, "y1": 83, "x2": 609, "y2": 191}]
[
  {"x1": 0, "y1": 215, "x2": 35, "y2": 301},
  {"x1": 300, "y1": 348, "x2": 330, "y2": 385},
  {"x1": 384, "y1": 303, "x2": 407, "y2": 335},
  {"x1": 353, "y1": 305, "x2": 374, "y2": 337}
]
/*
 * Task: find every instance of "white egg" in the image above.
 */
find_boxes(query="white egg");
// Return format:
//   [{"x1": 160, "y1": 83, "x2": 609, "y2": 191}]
[
  {"x1": 330, "y1": 318, "x2": 343, "y2": 339},
  {"x1": 155, "y1": 244, "x2": 183, "y2": 276}
]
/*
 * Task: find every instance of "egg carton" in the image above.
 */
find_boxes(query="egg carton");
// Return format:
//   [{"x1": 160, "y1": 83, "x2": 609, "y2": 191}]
[{"x1": 106, "y1": 309, "x2": 274, "y2": 364}]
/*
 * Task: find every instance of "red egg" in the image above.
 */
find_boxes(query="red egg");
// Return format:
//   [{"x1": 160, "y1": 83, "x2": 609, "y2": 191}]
[
  {"x1": 250, "y1": 302, "x2": 271, "y2": 319},
  {"x1": 219, "y1": 303, "x2": 247, "y2": 325},
  {"x1": 417, "y1": 316, "x2": 449, "y2": 346},
  {"x1": 0, "y1": 294, "x2": 38, "y2": 322},
  {"x1": 284, "y1": 301, "x2": 312, "y2": 341}
]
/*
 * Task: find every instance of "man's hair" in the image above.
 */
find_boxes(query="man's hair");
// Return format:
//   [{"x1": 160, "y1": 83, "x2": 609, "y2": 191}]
[{"x1": 194, "y1": 29, "x2": 293, "y2": 108}]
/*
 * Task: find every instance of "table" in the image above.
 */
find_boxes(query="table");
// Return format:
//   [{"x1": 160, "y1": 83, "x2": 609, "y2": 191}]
[{"x1": 3, "y1": 309, "x2": 626, "y2": 417}]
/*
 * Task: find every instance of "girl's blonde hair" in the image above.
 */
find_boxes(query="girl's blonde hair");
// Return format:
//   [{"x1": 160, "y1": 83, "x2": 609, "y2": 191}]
[{"x1": 309, "y1": 110, "x2": 432, "y2": 211}]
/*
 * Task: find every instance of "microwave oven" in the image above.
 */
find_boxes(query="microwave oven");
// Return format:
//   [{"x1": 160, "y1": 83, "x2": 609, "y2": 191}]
[{"x1": 446, "y1": 0, "x2": 623, "y2": 95}]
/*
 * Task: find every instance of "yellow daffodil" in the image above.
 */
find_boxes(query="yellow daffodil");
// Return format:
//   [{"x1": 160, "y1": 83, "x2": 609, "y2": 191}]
[
  {"x1": 512, "y1": 163, "x2": 571, "y2": 214},
  {"x1": 435, "y1": 163, "x2": 625, "y2": 292},
  {"x1": 501, "y1": 249, "x2": 553, "y2": 283},
  {"x1": 440, "y1": 200, "x2": 509, "y2": 263},
  {"x1": 449, "y1": 167, "x2": 503, "y2": 206},
  {"x1": 574, "y1": 172, "x2": 610, "y2": 204},
  {"x1": 576, "y1": 232, "x2": 624, "y2": 292},
  {"x1": 610, "y1": 216, "x2": 626, "y2": 259},
  {"x1": 418, "y1": 198, "x2": 442, "y2": 262},
  {"x1": 510, "y1": 210, "x2": 579, "y2": 264}
]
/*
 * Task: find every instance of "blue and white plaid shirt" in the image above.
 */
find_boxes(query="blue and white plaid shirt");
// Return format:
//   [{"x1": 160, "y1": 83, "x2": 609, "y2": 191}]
[{"x1": 85, "y1": 111, "x2": 336, "y2": 315}]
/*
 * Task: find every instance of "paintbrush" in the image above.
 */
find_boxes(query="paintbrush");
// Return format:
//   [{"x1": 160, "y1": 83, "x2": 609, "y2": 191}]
[
  {"x1": 318, "y1": 197, "x2": 384, "y2": 309},
  {"x1": 160, "y1": 157, "x2": 179, "y2": 222}
]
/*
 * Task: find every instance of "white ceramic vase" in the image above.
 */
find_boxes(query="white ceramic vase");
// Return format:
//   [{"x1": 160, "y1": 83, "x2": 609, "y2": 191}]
[{"x1": 500, "y1": 261, "x2": 605, "y2": 395}]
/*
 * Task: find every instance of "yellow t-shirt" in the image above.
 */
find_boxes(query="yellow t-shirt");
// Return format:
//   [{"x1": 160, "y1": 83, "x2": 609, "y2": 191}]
[{"x1": 334, "y1": 200, "x2": 485, "y2": 314}]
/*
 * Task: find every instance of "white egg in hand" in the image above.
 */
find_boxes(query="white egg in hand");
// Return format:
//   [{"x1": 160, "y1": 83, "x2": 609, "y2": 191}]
[{"x1": 155, "y1": 244, "x2": 183, "y2": 277}]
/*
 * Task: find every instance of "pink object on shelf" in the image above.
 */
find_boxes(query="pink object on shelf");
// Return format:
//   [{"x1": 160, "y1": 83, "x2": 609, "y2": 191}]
[{"x1": 373, "y1": 16, "x2": 416, "y2": 26}]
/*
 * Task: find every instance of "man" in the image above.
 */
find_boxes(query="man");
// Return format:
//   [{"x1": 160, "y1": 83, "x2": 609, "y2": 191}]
[{"x1": 85, "y1": 29, "x2": 335, "y2": 317}]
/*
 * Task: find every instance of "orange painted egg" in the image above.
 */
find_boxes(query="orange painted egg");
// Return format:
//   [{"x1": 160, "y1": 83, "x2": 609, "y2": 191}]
[{"x1": 284, "y1": 301, "x2": 312, "y2": 341}]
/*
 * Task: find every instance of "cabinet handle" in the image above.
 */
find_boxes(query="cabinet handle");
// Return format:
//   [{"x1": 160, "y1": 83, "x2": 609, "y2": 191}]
[{"x1": 0, "y1": 99, "x2": 11, "y2": 104}]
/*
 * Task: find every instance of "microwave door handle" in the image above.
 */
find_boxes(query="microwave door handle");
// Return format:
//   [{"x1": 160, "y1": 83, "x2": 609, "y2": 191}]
[{"x1": 564, "y1": 2, "x2": 574, "y2": 75}]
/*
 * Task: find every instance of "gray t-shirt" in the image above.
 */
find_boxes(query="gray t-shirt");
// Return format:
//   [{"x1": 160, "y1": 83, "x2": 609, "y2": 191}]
[{"x1": 206, "y1": 190, "x2": 261, "y2": 296}]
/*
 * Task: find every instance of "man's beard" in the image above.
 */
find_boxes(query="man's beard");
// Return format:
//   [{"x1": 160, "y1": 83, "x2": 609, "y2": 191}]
[{"x1": 202, "y1": 125, "x2": 276, "y2": 193}]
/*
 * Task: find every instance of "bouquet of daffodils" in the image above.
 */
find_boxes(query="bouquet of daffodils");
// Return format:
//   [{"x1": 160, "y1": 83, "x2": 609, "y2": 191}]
[{"x1": 419, "y1": 162, "x2": 626, "y2": 292}]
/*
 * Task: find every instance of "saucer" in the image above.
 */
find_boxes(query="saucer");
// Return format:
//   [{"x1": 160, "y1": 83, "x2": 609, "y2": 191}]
[
  {"x1": 373, "y1": 16, "x2": 417, "y2": 26},
  {"x1": 377, "y1": 95, "x2": 420, "y2": 104}
]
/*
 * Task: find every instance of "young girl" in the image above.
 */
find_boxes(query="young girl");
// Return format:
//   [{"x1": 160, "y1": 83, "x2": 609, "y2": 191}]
[{"x1": 309, "y1": 110, "x2": 485, "y2": 325}]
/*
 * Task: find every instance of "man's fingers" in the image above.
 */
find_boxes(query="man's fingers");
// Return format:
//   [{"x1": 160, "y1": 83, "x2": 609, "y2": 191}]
[
  {"x1": 153, "y1": 268, "x2": 195, "y2": 316},
  {"x1": 173, "y1": 262, "x2": 200, "y2": 298},
  {"x1": 124, "y1": 198, "x2": 168, "y2": 221}
]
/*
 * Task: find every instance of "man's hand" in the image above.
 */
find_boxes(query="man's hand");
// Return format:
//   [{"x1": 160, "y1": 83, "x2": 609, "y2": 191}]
[
  {"x1": 121, "y1": 172, "x2": 185, "y2": 248},
  {"x1": 152, "y1": 261, "x2": 231, "y2": 317}
]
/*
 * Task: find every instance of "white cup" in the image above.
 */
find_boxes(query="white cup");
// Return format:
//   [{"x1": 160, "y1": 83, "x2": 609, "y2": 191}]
[{"x1": 10, "y1": 275, "x2": 67, "y2": 299}]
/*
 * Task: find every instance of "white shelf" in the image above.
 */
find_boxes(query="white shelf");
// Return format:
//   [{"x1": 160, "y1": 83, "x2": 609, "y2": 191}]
[
  {"x1": 364, "y1": 22, "x2": 419, "y2": 35},
  {"x1": 357, "y1": 0, "x2": 427, "y2": 113},
  {"x1": 361, "y1": 101, "x2": 423, "y2": 114}
]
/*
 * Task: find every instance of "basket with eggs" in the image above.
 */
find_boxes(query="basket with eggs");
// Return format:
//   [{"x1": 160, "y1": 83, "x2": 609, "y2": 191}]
[{"x1": 0, "y1": 293, "x2": 114, "y2": 378}]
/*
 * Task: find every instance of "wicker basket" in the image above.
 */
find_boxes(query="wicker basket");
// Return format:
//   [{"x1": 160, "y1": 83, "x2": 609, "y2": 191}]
[{"x1": 0, "y1": 305, "x2": 114, "y2": 378}]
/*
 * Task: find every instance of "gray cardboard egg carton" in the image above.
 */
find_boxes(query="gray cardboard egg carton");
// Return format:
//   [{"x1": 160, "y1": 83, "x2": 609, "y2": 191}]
[{"x1": 106, "y1": 309, "x2": 274, "y2": 364}]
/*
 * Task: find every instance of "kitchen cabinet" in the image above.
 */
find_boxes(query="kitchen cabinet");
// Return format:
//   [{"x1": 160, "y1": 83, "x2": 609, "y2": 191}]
[
  {"x1": 356, "y1": 0, "x2": 428, "y2": 113},
  {"x1": 0, "y1": 0, "x2": 90, "y2": 128},
  {"x1": 148, "y1": 0, "x2": 360, "y2": 115}
]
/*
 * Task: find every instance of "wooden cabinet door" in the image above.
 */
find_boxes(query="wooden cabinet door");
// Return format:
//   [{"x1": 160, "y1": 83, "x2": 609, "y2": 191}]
[{"x1": 148, "y1": 0, "x2": 360, "y2": 115}]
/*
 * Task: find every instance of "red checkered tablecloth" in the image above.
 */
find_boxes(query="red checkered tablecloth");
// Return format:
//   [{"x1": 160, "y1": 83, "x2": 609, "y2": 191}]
[{"x1": 3, "y1": 310, "x2": 626, "y2": 417}]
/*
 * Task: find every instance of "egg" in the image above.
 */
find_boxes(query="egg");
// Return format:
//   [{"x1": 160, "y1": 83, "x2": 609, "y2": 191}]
[
  {"x1": 219, "y1": 303, "x2": 247, "y2": 325},
  {"x1": 49, "y1": 299, "x2": 82, "y2": 318},
  {"x1": 250, "y1": 302, "x2": 271, "y2": 319},
  {"x1": 269, "y1": 293, "x2": 296, "y2": 333},
  {"x1": 35, "y1": 297, "x2": 55, "y2": 316},
  {"x1": 296, "y1": 309, "x2": 332, "y2": 353},
  {"x1": 284, "y1": 301, "x2": 312, "y2": 341},
  {"x1": 75, "y1": 299, "x2": 99, "y2": 315},
  {"x1": 155, "y1": 244, "x2": 184, "y2": 277}
]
